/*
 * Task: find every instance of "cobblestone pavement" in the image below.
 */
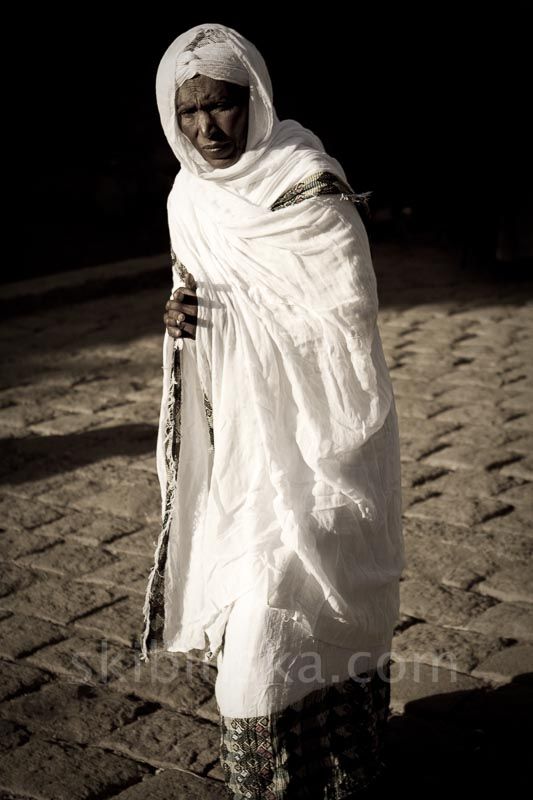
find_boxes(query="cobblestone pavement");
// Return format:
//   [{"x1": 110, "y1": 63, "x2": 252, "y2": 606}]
[{"x1": 0, "y1": 244, "x2": 531, "y2": 798}]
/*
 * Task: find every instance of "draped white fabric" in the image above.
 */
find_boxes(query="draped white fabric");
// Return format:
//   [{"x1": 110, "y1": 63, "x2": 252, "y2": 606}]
[{"x1": 153, "y1": 23, "x2": 406, "y2": 660}]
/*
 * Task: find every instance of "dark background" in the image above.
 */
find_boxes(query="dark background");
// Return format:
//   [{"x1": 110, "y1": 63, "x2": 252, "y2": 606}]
[{"x1": 12, "y1": 4, "x2": 531, "y2": 283}]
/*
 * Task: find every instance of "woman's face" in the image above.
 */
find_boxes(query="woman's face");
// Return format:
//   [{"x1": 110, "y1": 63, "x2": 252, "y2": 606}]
[{"x1": 176, "y1": 75, "x2": 249, "y2": 168}]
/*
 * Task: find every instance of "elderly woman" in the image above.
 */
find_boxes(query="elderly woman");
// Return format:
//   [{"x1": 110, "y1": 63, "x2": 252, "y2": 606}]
[{"x1": 140, "y1": 22, "x2": 406, "y2": 798}]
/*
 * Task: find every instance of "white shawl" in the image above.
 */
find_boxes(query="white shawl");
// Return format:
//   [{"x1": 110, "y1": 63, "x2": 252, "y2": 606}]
[{"x1": 144, "y1": 23, "x2": 405, "y2": 662}]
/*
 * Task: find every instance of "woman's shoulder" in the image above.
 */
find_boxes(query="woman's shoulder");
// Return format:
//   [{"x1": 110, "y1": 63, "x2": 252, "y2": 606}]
[{"x1": 270, "y1": 170, "x2": 372, "y2": 223}]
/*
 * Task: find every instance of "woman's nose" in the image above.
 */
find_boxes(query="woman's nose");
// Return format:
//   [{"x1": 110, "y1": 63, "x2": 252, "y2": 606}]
[{"x1": 197, "y1": 111, "x2": 217, "y2": 138}]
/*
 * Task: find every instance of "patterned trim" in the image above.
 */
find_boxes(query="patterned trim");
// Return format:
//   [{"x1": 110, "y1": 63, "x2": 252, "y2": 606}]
[
  {"x1": 219, "y1": 660, "x2": 392, "y2": 799},
  {"x1": 139, "y1": 325, "x2": 181, "y2": 660},
  {"x1": 270, "y1": 170, "x2": 372, "y2": 216}
]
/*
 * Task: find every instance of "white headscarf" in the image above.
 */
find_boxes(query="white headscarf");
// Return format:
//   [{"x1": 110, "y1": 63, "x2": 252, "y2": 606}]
[
  {"x1": 155, "y1": 22, "x2": 349, "y2": 201},
  {"x1": 148, "y1": 23, "x2": 404, "y2": 662}
]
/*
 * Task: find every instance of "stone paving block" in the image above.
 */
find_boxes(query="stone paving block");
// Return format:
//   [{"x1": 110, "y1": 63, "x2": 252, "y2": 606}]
[
  {"x1": 389, "y1": 660, "x2": 486, "y2": 715},
  {"x1": 0, "y1": 528, "x2": 61, "y2": 562},
  {"x1": 398, "y1": 437, "x2": 452, "y2": 463},
  {"x1": 423, "y1": 445, "x2": 524, "y2": 471},
  {"x1": 102, "y1": 400, "x2": 160, "y2": 426},
  {"x1": 17, "y1": 541, "x2": 117, "y2": 576},
  {"x1": 29, "y1": 414, "x2": 105, "y2": 436},
  {"x1": 0, "y1": 736, "x2": 150, "y2": 800},
  {"x1": 0, "y1": 719, "x2": 29, "y2": 755},
  {"x1": 433, "y1": 367, "x2": 500, "y2": 389},
  {"x1": 416, "y1": 468, "x2": 517, "y2": 500},
  {"x1": 0, "y1": 565, "x2": 38, "y2": 600},
  {"x1": 400, "y1": 577, "x2": 496, "y2": 627},
  {"x1": 23, "y1": 509, "x2": 102, "y2": 538},
  {"x1": 0, "y1": 573, "x2": 125, "y2": 625},
  {"x1": 403, "y1": 494, "x2": 513, "y2": 527},
  {"x1": 500, "y1": 454, "x2": 533, "y2": 481},
  {"x1": 401, "y1": 487, "x2": 444, "y2": 511},
  {"x1": 128, "y1": 454, "x2": 158, "y2": 478},
  {"x1": 74, "y1": 479, "x2": 160, "y2": 524},
  {"x1": 110, "y1": 768, "x2": 228, "y2": 799},
  {"x1": 34, "y1": 472, "x2": 111, "y2": 507},
  {"x1": 0, "y1": 680, "x2": 146, "y2": 744},
  {"x1": 439, "y1": 425, "x2": 522, "y2": 451},
  {"x1": 402, "y1": 524, "x2": 498, "y2": 585},
  {"x1": 54, "y1": 388, "x2": 130, "y2": 415},
  {"x1": 0, "y1": 613, "x2": 66, "y2": 659},
  {"x1": 25, "y1": 633, "x2": 138, "y2": 686},
  {"x1": 478, "y1": 506, "x2": 533, "y2": 541},
  {"x1": 471, "y1": 643, "x2": 533, "y2": 683},
  {"x1": 35, "y1": 511, "x2": 142, "y2": 546},
  {"x1": 496, "y1": 480, "x2": 533, "y2": 510},
  {"x1": 0, "y1": 402, "x2": 54, "y2": 429},
  {"x1": 430, "y1": 405, "x2": 513, "y2": 427},
  {"x1": 394, "y1": 396, "x2": 450, "y2": 420},
  {"x1": 499, "y1": 390, "x2": 533, "y2": 412},
  {"x1": 429, "y1": 383, "x2": 508, "y2": 406},
  {"x1": 0, "y1": 659, "x2": 51, "y2": 703},
  {"x1": 196, "y1": 692, "x2": 221, "y2": 724},
  {"x1": 389, "y1": 377, "x2": 442, "y2": 400},
  {"x1": 392, "y1": 364, "x2": 461, "y2": 385},
  {"x1": 110, "y1": 650, "x2": 216, "y2": 713},
  {"x1": 74, "y1": 595, "x2": 141, "y2": 648},
  {"x1": 502, "y1": 411, "x2": 533, "y2": 432},
  {"x1": 396, "y1": 417, "x2": 459, "y2": 441},
  {"x1": 440, "y1": 564, "x2": 495, "y2": 592},
  {"x1": 476, "y1": 564, "x2": 533, "y2": 603},
  {"x1": 501, "y1": 370, "x2": 533, "y2": 390},
  {"x1": 106, "y1": 527, "x2": 157, "y2": 556},
  {"x1": 392, "y1": 621, "x2": 507, "y2": 673},
  {"x1": 399, "y1": 462, "x2": 448, "y2": 490},
  {"x1": 80, "y1": 553, "x2": 153, "y2": 595},
  {"x1": 98, "y1": 707, "x2": 220, "y2": 774},
  {"x1": 0, "y1": 495, "x2": 63, "y2": 532},
  {"x1": 466, "y1": 601, "x2": 533, "y2": 642}
]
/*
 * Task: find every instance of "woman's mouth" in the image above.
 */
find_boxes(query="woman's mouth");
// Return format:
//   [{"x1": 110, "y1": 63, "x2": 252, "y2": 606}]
[{"x1": 202, "y1": 142, "x2": 232, "y2": 154}]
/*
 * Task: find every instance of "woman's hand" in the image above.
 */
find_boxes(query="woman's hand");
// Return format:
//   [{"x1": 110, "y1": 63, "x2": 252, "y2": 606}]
[{"x1": 164, "y1": 272, "x2": 198, "y2": 340}]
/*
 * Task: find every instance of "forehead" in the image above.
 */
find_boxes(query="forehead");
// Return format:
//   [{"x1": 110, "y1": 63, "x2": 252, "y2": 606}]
[{"x1": 176, "y1": 75, "x2": 238, "y2": 105}]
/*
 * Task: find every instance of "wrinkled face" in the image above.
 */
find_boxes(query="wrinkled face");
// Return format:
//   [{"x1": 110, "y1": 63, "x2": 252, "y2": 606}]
[{"x1": 176, "y1": 74, "x2": 249, "y2": 168}]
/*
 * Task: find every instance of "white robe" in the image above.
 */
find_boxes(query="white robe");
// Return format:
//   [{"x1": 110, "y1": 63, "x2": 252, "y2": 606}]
[{"x1": 140, "y1": 22, "x2": 406, "y2": 665}]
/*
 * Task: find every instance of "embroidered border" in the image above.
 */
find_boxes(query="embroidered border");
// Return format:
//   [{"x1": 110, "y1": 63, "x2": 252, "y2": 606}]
[
  {"x1": 219, "y1": 660, "x2": 392, "y2": 799},
  {"x1": 270, "y1": 170, "x2": 372, "y2": 216},
  {"x1": 140, "y1": 328, "x2": 181, "y2": 660}
]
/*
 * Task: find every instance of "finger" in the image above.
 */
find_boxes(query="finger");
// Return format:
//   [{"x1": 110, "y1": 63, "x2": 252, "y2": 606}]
[
  {"x1": 167, "y1": 298, "x2": 197, "y2": 310},
  {"x1": 166, "y1": 312, "x2": 185, "y2": 326},
  {"x1": 173, "y1": 287, "x2": 198, "y2": 302},
  {"x1": 165, "y1": 311, "x2": 197, "y2": 332},
  {"x1": 167, "y1": 303, "x2": 198, "y2": 317},
  {"x1": 166, "y1": 324, "x2": 195, "y2": 340},
  {"x1": 166, "y1": 325, "x2": 182, "y2": 339},
  {"x1": 180, "y1": 321, "x2": 197, "y2": 338}
]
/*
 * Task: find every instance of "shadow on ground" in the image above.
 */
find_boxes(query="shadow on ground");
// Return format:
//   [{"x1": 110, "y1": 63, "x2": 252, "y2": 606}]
[
  {"x1": 0, "y1": 424, "x2": 157, "y2": 485},
  {"x1": 372, "y1": 672, "x2": 532, "y2": 795}
]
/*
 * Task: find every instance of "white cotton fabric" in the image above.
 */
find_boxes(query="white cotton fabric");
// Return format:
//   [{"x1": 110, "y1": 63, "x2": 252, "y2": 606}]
[
  {"x1": 153, "y1": 23, "x2": 406, "y2": 664},
  {"x1": 174, "y1": 29, "x2": 249, "y2": 88}
]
